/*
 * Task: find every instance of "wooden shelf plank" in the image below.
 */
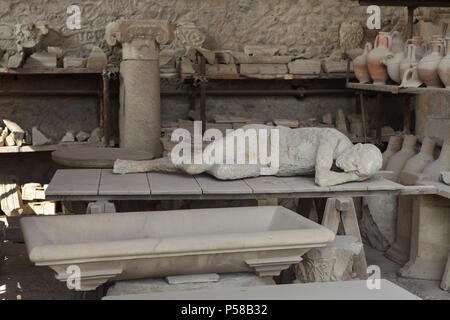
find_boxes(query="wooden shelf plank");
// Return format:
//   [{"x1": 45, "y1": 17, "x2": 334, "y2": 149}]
[
  {"x1": 0, "y1": 142, "x2": 101, "y2": 154},
  {"x1": 358, "y1": 0, "x2": 450, "y2": 7},
  {"x1": 181, "y1": 73, "x2": 354, "y2": 81},
  {"x1": 346, "y1": 82, "x2": 450, "y2": 96},
  {"x1": 0, "y1": 68, "x2": 102, "y2": 75}
]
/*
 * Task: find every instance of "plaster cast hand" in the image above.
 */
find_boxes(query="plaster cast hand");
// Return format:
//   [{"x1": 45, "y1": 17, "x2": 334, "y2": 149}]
[{"x1": 314, "y1": 136, "x2": 360, "y2": 187}]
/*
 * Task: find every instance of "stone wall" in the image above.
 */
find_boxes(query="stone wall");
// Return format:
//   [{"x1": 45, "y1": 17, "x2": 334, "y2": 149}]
[{"x1": 0, "y1": 0, "x2": 407, "y2": 183}]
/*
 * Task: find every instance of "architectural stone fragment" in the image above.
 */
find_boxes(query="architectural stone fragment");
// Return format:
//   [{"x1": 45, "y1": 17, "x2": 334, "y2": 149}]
[{"x1": 32, "y1": 127, "x2": 51, "y2": 146}]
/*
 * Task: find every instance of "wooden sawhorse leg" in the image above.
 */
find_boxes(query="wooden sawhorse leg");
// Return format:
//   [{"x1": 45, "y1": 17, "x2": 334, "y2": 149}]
[{"x1": 322, "y1": 197, "x2": 368, "y2": 280}]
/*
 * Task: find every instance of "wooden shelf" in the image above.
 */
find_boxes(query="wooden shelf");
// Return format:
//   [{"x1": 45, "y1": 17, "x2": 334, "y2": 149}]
[
  {"x1": 0, "y1": 68, "x2": 103, "y2": 75},
  {"x1": 0, "y1": 142, "x2": 101, "y2": 154},
  {"x1": 346, "y1": 82, "x2": 450, "y2": 96},
  {"x1": 181, "y1": 73, "x2": 354, "y2": 81}
]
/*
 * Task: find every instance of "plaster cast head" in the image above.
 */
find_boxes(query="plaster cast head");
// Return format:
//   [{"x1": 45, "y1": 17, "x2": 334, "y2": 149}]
[{"x1": 335, "y1": 143, "x2": 382, "y2": 177}]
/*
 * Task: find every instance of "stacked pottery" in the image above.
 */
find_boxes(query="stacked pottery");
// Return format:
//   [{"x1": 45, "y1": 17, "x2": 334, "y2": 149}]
[
  {"x1": 385, "y1": 135, "x2": 417, "y2": 182},
  {"x1": 438, "y1": 38, "x2": 450, "y2": 88},
  {"x1": 399, "y1": 44, "x2": 419, "y2": 82},
  {"x1": 354, "y1": 43, "x2": 372, "y2": 83},
  {"x1": 418, "y1": 41, "x2": 444, "y2": 87},
  {"x1": 382, "y1": 136, "x2": 403, "y2": 170},
  {"x1": 423, "y1": 138, "x2": 450, "y2": 181},
  {"x1": 401, "y1": 137, "x2": 436, "y2": 180},
  {"x1": 382, "y1": 31, "x2": 405, "y2": 84},
  {"x1": 367, "y1": 32, "x2": 392, "y2": 85}
]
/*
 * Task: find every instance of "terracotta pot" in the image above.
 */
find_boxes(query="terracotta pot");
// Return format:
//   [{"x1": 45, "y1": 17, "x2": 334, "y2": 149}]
[
  {"x1": 402, "y1": 137, "x2": 436, "y2": 174},
  {"x1": 437, "y1": 38, "x2": 450, "y2": 88},
  {"x1": 423, "y1": 138, "x2": 450, "y2": 181},
  {"x1": 382, "y1": 136, "x2": 402, "y2": 170},
  {"x1": 354, "y1": 42, "x2": 372, "y2": 84},
  {"x1": 367, "y1": 32, "x2": 392, "y2": 85},
  {"x1": 386, "y1": 135, "x2": 417, "y2": 182},
  {"x1": 418, "y1": 41, "x2": 444, "y2": 88},
  {"x1": 399, "y1": 44, "x2": 418, "y2": 81}
]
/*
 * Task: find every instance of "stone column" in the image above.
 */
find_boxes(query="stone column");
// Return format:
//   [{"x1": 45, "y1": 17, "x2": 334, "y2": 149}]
[{"x1": 106, "y1": 20, "x2": 174, "y2": 155}]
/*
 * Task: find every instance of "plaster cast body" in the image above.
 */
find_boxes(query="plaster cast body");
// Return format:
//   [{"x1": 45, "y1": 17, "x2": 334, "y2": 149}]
[{"x1": 114, "y1": 126, "x2": 383, "y2": 187}]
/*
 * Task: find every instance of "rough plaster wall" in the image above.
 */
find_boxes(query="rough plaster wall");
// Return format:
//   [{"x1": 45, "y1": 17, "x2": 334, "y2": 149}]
[{"x1": 0, "y1": 0, "x2": 406, "y2": 184}]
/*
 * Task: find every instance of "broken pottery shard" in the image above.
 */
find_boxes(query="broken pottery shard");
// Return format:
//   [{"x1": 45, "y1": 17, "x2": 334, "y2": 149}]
[
  {"x1": 61, "y1": 131, "x2": 75, "y2": 143},
  {"x1": 7, "y1": 51, "x2": 24, "y2": 68},
  {"x1": 88, "y1": 128, "x2": 102, "y2": 143},
  {"x1": 244, "y1": 45, "x2": 288, "y2": 56},
  {"x1": 3, "y1": 120, "x2": 25, "y2": 145},
  {"x1": 295, "y1": 236, "x2": 363, "y2": 282},
  {"x1": 32, "y1": 127, "x2": 51, "y2": 146},
  {"x1": 240, "y1": 64, "x2": 288, "y2": 75},
  {"x1": 63, "y1": 57, "x2": 86, "y2": 68},
  {"x1": 273, "y1": 119, "x2": 299, "y2": 128},
  {"x1": 76, "y1": 131, "x2": 90, "y2": 142},
  {"x1": 23, "y1": 52, "x2": 57, "y2": 69},
  {"x1": 206, "y1": 64, "x2": 238, "y2": 76},
  {"x1": 441, "y1": 172, "x2": 450, "y2": 185},
  {"x1": 86, "y1": 46, "x2": 108, "y2": 70},
  {"x1": 288, "y1": 60, "x2": 322, "y2": 75}
]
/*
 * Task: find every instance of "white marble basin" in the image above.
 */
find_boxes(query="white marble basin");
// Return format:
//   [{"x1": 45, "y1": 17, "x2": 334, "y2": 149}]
[{"x1": 21, "y1": 206, "x2": 335, "y2": 291}]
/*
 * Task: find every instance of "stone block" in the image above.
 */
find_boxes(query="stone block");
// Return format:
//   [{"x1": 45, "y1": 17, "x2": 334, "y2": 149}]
[
  {"x1": 61, "y1": 131, "x2": 76, "y2": 143},
  {"x1": 288, "y1": 60, "x2": 321, "y2": 75},
  {"x1": 244, "y1": 45, "x2": 288, "y2": 56},
  {"x1": 23, "y1": 201, "x2": 56, "y2": 216},
  {"x1": 21, "y1": 183, "x2": 46, "y2": 201},
  {"x1": 240, "y1": 63, "x2": 288, "y2": 75},
  {"x1": 3, "y1": 120, "x2": 25, "y2": 145},
  {"x1": 87, "y1": 46, "x2": 107, "y2": 70},
  {"x1": 206, "y1": 64, "x2": 238, "y2": 76},
  {"x1": 63, "y1": 57, "x2": 86, "y2": 68},
  {"x1": 322, "y1": 60, "x2": 353, "y2": 73},
  {"x1": 76, "y1": 131, "x2": 90, "y2": 142},
  {"x1": 23, "y1": 52, "x2": 57, "y2": 69}
]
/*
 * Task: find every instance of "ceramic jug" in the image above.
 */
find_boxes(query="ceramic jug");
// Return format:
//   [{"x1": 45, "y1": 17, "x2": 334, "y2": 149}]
[
  {"x1": 399, "y1": 44, "x2": 418, "y2": 81},
  {"x1": 391, "y1": 31, "x2": 405, "y2": 54},
  {"x1": 423, "y1": 138, "x2": 450, "y2": 181},
  {"x1": 383, "y1": 50, "x2": 405, "y2": 84},
  {"x1": 407, "y1": 36, "x2": 426, "y2": 60},
  {"x1": 386, "y1": 135, "x2": 417, "y2": 182},
  {"x1": 354, "y1": 43, "x2": 372, "y2": 84},
  {"x1": 418, "y1": 41, "x2": 444, "y2": 87},
  {"x1": 437, "y1": 38, "x2": 450, "y2": 88},
  {"x1": 382, "y1": 136, "x2": 402, "y2": 170},
  {"x1": 367, "y1": 32, "x2": 392, "y2": 85}
]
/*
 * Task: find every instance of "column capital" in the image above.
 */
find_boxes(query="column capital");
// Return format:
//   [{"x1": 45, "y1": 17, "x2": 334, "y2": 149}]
[{"x1": 105, "y1": 19, "x2": 174, "y2": 60}]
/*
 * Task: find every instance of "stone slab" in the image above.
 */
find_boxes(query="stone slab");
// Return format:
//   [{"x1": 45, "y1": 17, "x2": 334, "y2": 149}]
[
  {"x1": 106, "y1": 273, "x2": 275, "y2": 297},
  {"x1": 104, "y1": 280, "x2": 420, "y2": 300},
  {"x1": 195, "y1": 175, "x2": 253, "y2": 195},
  {"x1": 418, "y1": 180, "x2": 450, "y2": 199},
  {"x1": 99, "y1": 170, "x2": 150, "y2": 196},
  {"x1": 45, "y1": 169, "x2": 101, "y2": 196},
  {"x1": 244, "y1": 176, "x2": 293, "y2": 194},
  {"x1": 166, "y1": 274, "x2": 220, "y2": 285},
  {"x1": 281, "y1": 176, "x2": 330, "y2": 193},
  {"x1": 147, "y1": 173, "x2": 202, "y2": 195}
]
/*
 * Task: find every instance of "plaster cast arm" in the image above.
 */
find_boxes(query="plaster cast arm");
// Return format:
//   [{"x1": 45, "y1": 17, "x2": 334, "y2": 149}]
[{"x1": 314, "y1": 136, "x2": 360, "y2": 187}]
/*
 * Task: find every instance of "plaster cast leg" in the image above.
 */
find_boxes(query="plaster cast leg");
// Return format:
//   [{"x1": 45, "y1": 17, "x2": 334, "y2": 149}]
[{"x1": 113, "y1": 157, "x2": 213, "y2": 175}]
